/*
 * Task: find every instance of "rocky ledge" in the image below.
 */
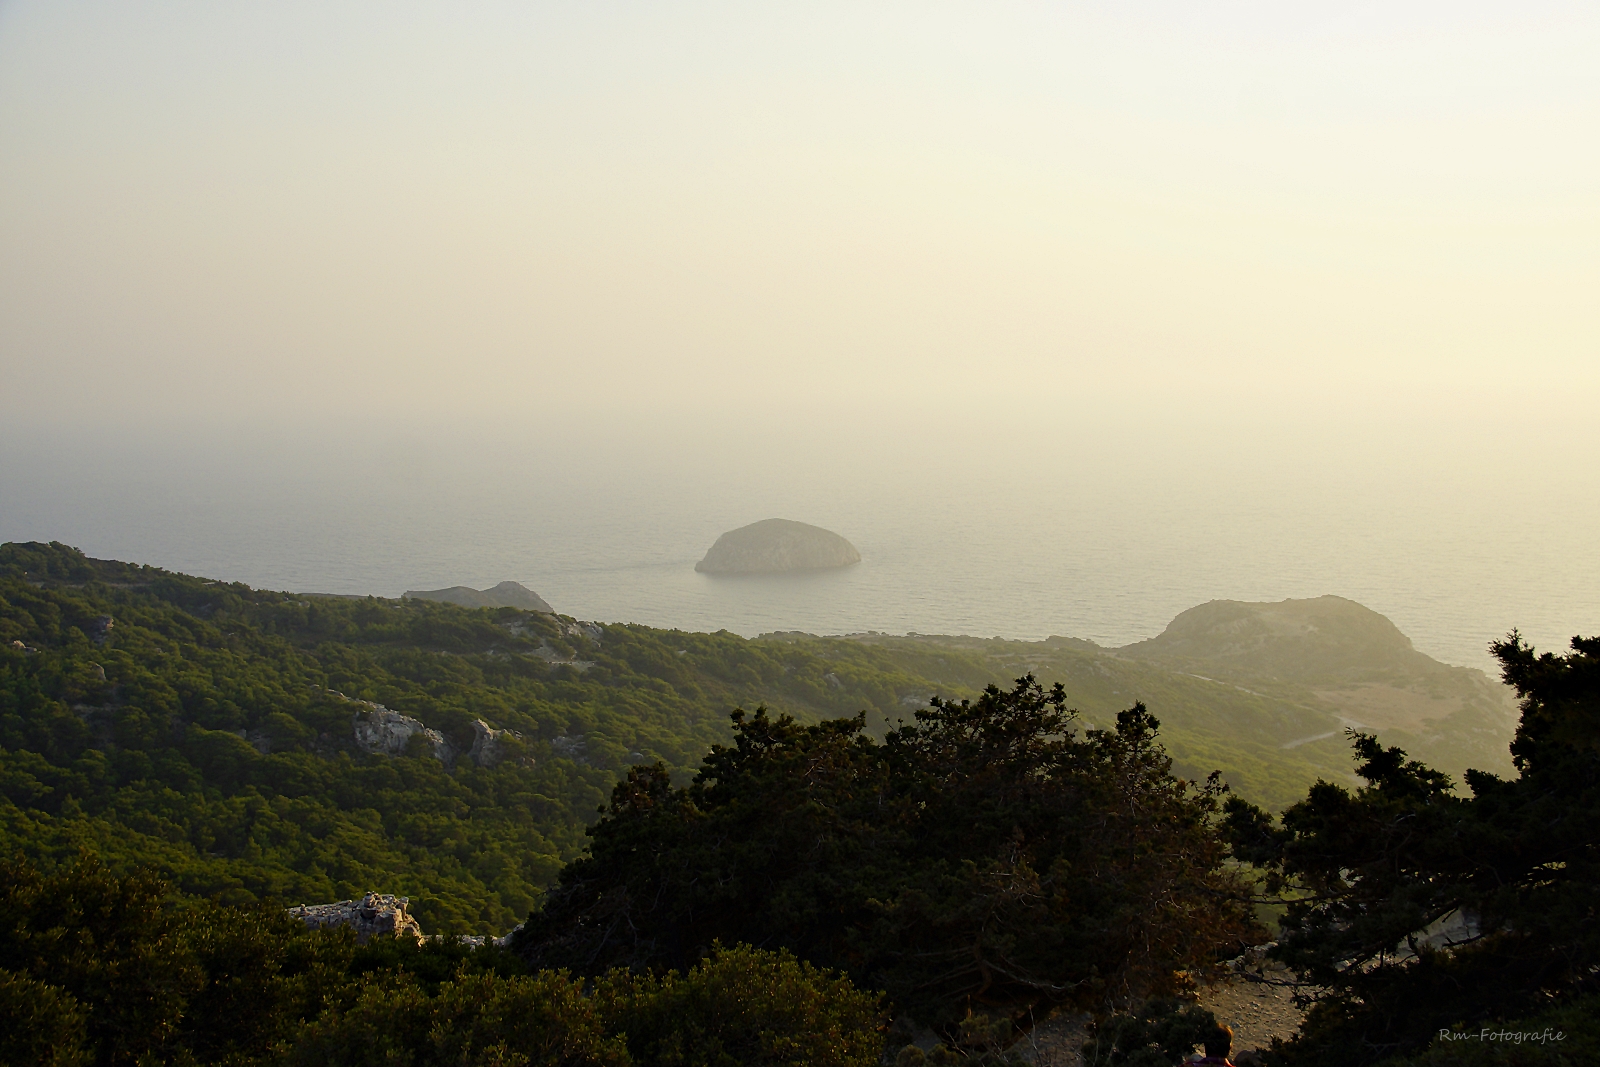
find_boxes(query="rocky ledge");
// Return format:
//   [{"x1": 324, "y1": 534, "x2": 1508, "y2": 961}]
[
  {"x1": 287, "y1": 891, "x2": 519, "y2": 947},
  {"x1": 348, "y1": 701, "x2": 520, "y2": 767},
  {"x1": 288, "y1": 893, "x2": 424, "y2": 943},
  {"x1": 695, "y1": 518, "x2": 861, "y2": 575}
]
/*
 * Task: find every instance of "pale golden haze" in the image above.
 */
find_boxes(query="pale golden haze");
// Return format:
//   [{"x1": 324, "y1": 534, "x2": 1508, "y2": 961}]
[
  {"x1": 1, "y1": 2, "x2": 1597, "y2": 671},
  {"x1": 1, "y1": 0, "x2": 1595, "y2": 431}
]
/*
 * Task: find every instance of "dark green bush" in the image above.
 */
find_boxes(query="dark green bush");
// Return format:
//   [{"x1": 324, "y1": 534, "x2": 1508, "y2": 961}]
[
  {"x1": 1222, "y1": 635, "x2": 1600, "y2": 1064},
  {"x1": 519, "y1": 680, "x2": 1259, "y2": 1034},
  {"x1": 0, "y1": 853, "x2": 885, "y2": 1067},
  {"x1": 1389, "y1": 993, "x2": 1600, "y2": 1066},
  {"x1": 1081, "y1": 998, "x2": 1220, "y2": 1066},
  {"x1": 285, "y1": 970, "x2": 629, "y2": 1067},
  {"x1": 0, "y1": 966, "x2": 91, "y2": 1067},
  {"x1": 0, "y1": 853, "x2": 199, "y2": 1066},
  {"x1": 596, "y1": 942, "x2": 884, "y2": 1067}
]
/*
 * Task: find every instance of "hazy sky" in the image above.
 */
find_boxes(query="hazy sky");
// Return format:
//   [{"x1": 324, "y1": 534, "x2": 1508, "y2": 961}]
[
  {"x1": 3, "y1": 1, "x2": 1598, "y2": 667},
  {"x1": 2, "y1": 0, "x2": 1596, "y2": 442}
]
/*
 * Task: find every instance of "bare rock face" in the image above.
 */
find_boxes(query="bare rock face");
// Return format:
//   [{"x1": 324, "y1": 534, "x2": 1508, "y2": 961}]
[
  {"x1": 349, "y1": 702, "x2": 520, "y2": 768},
  {"x1": 285, "y1": 895, "x2": 521, "y2": 947},
  {"x1": 288, "y1": 892, "x2": 423, "y2": 943},
  {"x1": 695, "y1": 519, "x2": 861, "y2": 575},
  {"x1": 550, "y1": 734, "x2": 587, "y2": 763},
  {"x1": 403, "y1": 581, "x2": 553, "y2": 612},
  {"x1": 351, "y1": 703, "x2": 455, "y2": 762},
  {"x1": 467, "y1": 718, "x2": 517, "y2": 768}
]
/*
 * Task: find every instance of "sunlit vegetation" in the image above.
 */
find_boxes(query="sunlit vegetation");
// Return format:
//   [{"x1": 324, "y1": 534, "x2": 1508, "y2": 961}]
[
  {"x1": 7, "y1": 540, "x2": 1596, "y2": 1064},
  {"x1": 1, "y1": 541, "x2": 1343, "y2": 934},
  {"x1": 0, "y1": 542, "x2": 953, "y2": 932}
]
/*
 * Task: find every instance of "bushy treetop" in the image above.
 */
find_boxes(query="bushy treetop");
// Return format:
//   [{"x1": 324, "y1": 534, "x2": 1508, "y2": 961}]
[
  {"x1": 516, "y1": 677, "x2": 1261, "y2": 1034},
  {"x1": 1221, "y1": 633, "x2": 1600, "y2": 1065}
]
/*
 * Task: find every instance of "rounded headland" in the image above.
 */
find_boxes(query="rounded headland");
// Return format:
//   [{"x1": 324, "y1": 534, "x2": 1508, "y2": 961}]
[
  {"x1": 695, "y1": 518, "x2": 861, "y2": 575},
  {"x1": 402, "y1": 581, "x2": 553, "y2": 612}
]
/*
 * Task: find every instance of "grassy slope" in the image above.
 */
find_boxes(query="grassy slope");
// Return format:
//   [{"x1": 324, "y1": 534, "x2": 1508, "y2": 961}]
[
  {"x1": 1113, "y1": 595, "x2": 1518, "y2": 780},
  {"x1": 766, "y1": 632, "x2": 1361, "y2": 809}
]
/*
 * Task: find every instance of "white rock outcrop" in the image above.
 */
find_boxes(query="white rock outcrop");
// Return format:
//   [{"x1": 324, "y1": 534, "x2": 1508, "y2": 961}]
[
  {"x1": 288, "y1": 892, "x2": 424, "y2": 943},
  {"x1": 349, "y1": 701, "x2": 521, "y2": 768},
  {"x1": 467, "y1": 718, "x2": 517, "y2": 768},
  {"x1": 351, "y1": 703, "x2": 454, "y2": 762},
  {"x1": 286, "y1": 895, "x2": 521, "y2": 948}
]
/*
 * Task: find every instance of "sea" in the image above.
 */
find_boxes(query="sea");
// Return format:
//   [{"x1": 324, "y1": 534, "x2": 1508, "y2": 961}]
[{"x1": 3, "y1": 411, "x2": 1596, "y2": 676}]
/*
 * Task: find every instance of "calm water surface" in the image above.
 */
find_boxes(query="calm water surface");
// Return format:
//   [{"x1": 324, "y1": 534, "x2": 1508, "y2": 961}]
[{"x1": 5, "y1": 430, "x2": 1594, "y2": 675}]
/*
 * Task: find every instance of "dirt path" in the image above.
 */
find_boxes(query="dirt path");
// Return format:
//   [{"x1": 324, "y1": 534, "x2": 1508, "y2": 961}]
[
  {"x1": 1196, "y1": 964, "x2": 1306, "y2": 1058},
  {"x1": 1015, "y1": 965, "x2": 1307, "y2": 1066}
]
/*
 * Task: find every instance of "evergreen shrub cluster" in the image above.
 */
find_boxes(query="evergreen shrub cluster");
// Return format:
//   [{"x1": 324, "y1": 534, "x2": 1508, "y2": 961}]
[
  {"x1": 0, "y1": 853, "x2": 883, "y2": 1067},
  {"x1": 1223, "y1": 634, "x2": 1600, "y2": 1065},
  {"x1": 517, "y1": 678, "x2": 1262, "y2": 1036}
]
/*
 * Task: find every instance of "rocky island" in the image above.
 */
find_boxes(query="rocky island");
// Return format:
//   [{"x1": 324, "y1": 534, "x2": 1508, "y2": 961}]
[
  {"x1": 695, "y1": 518, "x2": 861, "y2": 574},
  {"x1": 403, "y1": 580, "x2": 553, "y2": 611}
]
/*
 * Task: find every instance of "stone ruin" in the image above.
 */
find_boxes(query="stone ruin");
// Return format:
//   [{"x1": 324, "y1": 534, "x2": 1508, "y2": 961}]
[{"x1": 287, "y1": 892, "x2": 424, "y2": 943}]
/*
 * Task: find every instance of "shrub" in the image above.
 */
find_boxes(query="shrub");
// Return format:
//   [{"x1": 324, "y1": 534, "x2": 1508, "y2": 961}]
[
  {"x1": 1081, "y1": 998, "x2": 1220, "y2": 1066},
  {"x1": 285, "y1": 969, "x2": 630, "y2": 1067},
  {"x1": 520, "y1": 679, "x2": 1260, "y2": 1034},
  {"x1": 596, "y1": 943, "x2": 884, "y2": 1067},
  {"x1": 0, "y1": 967, "x2": 91, "y2": 1067}
]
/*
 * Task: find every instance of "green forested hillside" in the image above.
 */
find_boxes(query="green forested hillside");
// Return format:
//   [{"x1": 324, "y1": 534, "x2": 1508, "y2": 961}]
[
  {"x1": 0, "y1": 542, "x2": 1504, "y2": 935},
  {"x1": 0, "y1": 543, "x2": 941, "y2": 933},
  {"x1": 815, "y1": 618, "x2": 1516, "y2": 796},
  {"x1": 779, "y1": 631, "x2": 1369, "y2": 807}
]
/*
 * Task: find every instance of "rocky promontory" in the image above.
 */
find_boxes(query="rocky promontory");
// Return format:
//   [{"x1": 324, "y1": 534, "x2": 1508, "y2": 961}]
[
  {"x1": 403, "y1": 581, "x2": 553, "y2": 612},
  {"x1": 695, "y1": 518, "x2": 861, "y2": 575}
]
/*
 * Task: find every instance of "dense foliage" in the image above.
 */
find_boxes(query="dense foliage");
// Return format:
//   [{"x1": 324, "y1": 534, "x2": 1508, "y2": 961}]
[
  {"x1": 11, "y1": 539, "x2": 1567, "y2": 1062},
  {"x1": 593, "y1": 943, "x2": 884, "y2": 1067},
  {"x1": 0, "y1": 854, "x2": 883, "y2": 1067},
  {"x1": 0, "y1": 542, "x2": 951, "y2": 932},
  {"x1": 515, "y1": 677, "x2": 1261, "y2": 1034},
  {"x1": 0, "y1": 539, "x2": 1369, "y2": 936},
  {"x1": 1223, "y1": 633, "x2": 1600, "y2": 1064},
  {"x1": 1080, "y1": 998, "x2": 1224, "y2": 1067}
]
